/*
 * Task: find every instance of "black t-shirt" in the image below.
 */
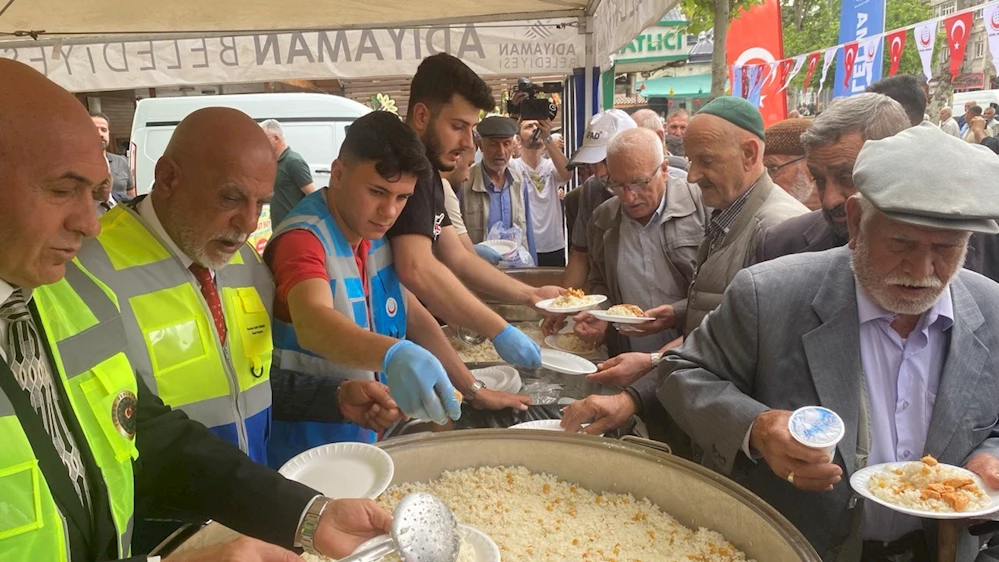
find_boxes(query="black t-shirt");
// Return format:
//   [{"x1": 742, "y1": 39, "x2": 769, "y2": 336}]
[{"x1": 387, "y1": 169, "x2": 452, "y2": 243}]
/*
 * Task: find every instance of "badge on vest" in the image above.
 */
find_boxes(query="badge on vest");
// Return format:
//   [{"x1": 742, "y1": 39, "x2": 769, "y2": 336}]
[
  {"x1": 386, "y1": 297, "x2": 399, "y2": 318},
  {"x1": 112, "y1": 390, "x2": 138, "y2": 439}
]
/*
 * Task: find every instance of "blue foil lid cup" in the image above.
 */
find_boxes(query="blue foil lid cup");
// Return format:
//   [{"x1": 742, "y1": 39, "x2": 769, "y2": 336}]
[{"x1": 788, "y1": 406, "x2": 844, "y2": 450}]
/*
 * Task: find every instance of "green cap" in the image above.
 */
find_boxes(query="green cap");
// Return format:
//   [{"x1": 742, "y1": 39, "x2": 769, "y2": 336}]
[{"x1": 698, "y1": 96, "x2": 766, "y2": 141}]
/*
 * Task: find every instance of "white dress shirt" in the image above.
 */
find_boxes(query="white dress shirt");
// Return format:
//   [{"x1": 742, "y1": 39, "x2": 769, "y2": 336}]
[{"x1": 0, "y1": 278, "x2": 17, "y2": 362}]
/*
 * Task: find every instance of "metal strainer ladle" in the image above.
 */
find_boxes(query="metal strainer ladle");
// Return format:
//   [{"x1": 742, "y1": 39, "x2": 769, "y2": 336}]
[
  {"x1": 338, "y1": 492, "x2": 460, "y2": 562},
  {"x1": 455, "y1": 326, "x2": 487, "y2": 347}
]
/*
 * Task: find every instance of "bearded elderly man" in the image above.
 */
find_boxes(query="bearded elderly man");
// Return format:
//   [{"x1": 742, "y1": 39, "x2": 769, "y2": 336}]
[
  {"x1": 763, "y1": 118, "x2": 819, "y2": 210},
  {"x1": 659, "y1": 123, "x2": 999, "y2": 560},
  {"x1": 754, "y1": 94, "x2": 910, "y2": 264}
]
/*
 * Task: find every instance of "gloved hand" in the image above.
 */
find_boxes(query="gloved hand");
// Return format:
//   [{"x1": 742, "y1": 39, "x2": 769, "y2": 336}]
[
  {"x1": 382, "y1": 341, "x2": 461, "y2": 425},
  {"x1": 474, "y1": 243, "x2": 504, "y2": 265},
  {"x1": 492, "y1": 324, "x2": 542, "y2": 369}
]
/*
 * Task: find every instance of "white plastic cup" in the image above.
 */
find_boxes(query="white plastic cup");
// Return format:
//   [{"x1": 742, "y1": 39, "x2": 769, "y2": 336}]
[{"x1": 787, "y1": 406, "x2": 844, "y2": 463}]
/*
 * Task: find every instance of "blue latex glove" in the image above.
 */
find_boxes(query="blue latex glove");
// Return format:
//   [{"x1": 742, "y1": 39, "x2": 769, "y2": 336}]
[
  {"x1": 382, "y1": 341, "x2": 461, "y2": 425},
  {"x1": 492, "y1": 324, "x2": 542, "y2": 369},
  {"x1": 474, "y1": 243, "x2": 503, "y2": 265}
]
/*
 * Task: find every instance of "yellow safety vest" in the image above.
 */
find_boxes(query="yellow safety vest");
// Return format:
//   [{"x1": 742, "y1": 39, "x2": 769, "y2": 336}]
[
  {"x1": 0, "y1": 260, "x2": 138, "y2": 560},
  {"x1": 74, "y1": 205, "x2": 274, "y2": 463}
]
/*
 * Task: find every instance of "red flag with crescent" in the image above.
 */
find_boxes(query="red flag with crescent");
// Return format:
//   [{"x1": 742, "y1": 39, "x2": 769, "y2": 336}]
[
  {"x1": 803, "y1": 52, "x2": 821, "y2": 91},
  {"x1": 726, "y1": 0, "x2": 787, "y2": 126},
  {"x1": 945, "y1": 13, "x2": 973, "y2": 78},
  {"x1": 842, "y1": 42, "x2": 859, "y2": 87},
  {"x1": 886, "y1": 30, "x2": 907, "y2": 76}
]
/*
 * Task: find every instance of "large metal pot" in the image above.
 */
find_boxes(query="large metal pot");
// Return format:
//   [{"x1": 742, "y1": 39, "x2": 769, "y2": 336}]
[{"x1": 156, "y1": 430, "x2": 819, "y2": 560}]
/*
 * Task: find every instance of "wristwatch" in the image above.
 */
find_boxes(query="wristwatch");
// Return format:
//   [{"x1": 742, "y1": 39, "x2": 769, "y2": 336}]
[
  {"x1": 466, "y1": 380, "x2": 486, "y2": 401},
  {"x1": 543, "y1": 135, "x2": 554, "y2": 145},
  {"x1": 298, "y1": 496, "x2": 332, "y2": 554},
  {"x1": 650, "y1": 352, "x2": 664, "y2": 367}
]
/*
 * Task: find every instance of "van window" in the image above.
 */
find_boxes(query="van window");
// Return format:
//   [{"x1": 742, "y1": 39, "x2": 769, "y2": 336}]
[{"x1": 282, "y1": 123, "x2": 339, "y2": 171}]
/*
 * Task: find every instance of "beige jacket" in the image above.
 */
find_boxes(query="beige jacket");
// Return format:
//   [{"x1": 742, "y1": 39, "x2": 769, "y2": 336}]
[
  {"x1": 459, "y1": 163, "x2": 529, "y2": 252},
  {"x1": 682, "y1": 173, "x2": 808, "y2": 334}
]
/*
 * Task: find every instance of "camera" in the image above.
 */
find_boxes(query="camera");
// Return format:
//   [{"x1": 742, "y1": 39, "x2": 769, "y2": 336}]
[{"x1": 508, "y1": 78, "x2": 561, "y2": 121}]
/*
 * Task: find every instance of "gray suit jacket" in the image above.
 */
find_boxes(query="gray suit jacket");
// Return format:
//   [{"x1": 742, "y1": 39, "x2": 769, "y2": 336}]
[{"x1": 659, "y1": 247, "x2": 999, "y2": 560}]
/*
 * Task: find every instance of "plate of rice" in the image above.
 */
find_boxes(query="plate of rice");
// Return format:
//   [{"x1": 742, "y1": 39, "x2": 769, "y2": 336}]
[
  {"x1": 536, "y1": 288, "x2": 607, "y2": 313},
  {"x1": 588, "y1": 304, "x2": 655, "y2": 325},
  {"x1": 544, "y1": 333, "x2": 600, "y2": 357},
  {"x1": 851, "y1": 455, "x2": 999, "y2": 519}
]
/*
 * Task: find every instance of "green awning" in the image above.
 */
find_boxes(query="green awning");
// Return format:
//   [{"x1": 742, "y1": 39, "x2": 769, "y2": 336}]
[{"x1": 639, "y1": 74, "x2": 711, "y2": 97}]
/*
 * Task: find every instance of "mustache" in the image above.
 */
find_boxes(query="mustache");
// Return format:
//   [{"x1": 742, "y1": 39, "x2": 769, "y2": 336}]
[
  {"x1": 825, "y1": 204, "x2": 846, "y2": 219},
  {"x1": 214, "y1": 231, "x2": 248, "y2": 246},
  {"x1": 884, "y1": 273, "x2": 943, "y2": 289}
]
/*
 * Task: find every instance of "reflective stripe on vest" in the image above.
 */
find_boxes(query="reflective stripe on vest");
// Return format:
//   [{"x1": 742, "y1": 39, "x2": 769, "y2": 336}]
[
  {"x1": 271, "y1": 189, "x2": 407, "y2": 381},
  {"x1": 74, "y1": 205, "x2": 274, "y2": 463},
  {"x1": 1, "y1": 260, "x2": 137, "y2": 560}
]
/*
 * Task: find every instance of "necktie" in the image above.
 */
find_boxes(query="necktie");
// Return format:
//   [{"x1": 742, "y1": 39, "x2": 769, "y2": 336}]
[
  {"x1": 189, "y1": 264, "x2": 227, "y2": 346},
  {"x1": 1, "y1": 289, "x2": 92, "y2": 512}
]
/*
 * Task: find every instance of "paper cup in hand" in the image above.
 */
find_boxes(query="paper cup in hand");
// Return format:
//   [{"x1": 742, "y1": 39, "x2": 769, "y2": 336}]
[{"x1": 788, "y1": 406, "x2": 844, "y2": 463}]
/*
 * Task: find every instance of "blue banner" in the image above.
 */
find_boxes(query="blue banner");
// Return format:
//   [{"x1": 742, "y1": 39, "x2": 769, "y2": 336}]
[{"x1": 833, "y1": 0, "x2": 887, "y2": 97}]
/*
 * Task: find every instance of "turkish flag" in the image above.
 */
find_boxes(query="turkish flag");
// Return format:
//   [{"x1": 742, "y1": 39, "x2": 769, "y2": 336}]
[
  {"x1": 886, "y1": 30, "x2": 907, "y2": 76},
  {"x1": 777, "y1": 58, "x2": 795, "y2": 87},
  {"x1": 803, "y1": 52, "x2": 821, "y2": 92},
  {"x1": 945, "y1": 12, "x2": 974, "y2": 78},
  {"x1": 842, "y1": 42, "x2": 859, "y2": 87},
  {"x1": 726, "y1": 0, "x2": 787, "y2": 126}
]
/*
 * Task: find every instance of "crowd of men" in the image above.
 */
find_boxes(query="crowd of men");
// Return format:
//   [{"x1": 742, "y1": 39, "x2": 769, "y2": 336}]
[{"x1": 4, "y1": 48, "x2": 999, "y2": 562}]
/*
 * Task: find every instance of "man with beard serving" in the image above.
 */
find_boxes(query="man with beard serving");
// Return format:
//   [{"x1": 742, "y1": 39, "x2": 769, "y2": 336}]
[{"x1": 657, "y1": 123, "x2": 999, "y2": 560}]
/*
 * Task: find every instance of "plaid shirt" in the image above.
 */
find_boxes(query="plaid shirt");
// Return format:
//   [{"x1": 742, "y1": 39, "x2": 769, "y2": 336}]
[{"x1": 707, "y1": 183, "x2": 757, "y2": 256}]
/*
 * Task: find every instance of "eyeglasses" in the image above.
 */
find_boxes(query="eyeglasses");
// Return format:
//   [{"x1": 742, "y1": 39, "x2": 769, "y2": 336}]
[
  {"x1": 606, "y1": 163, "x2": 662, "y2": 195},
  {"x1": 765, "y1": 156, "x2": 806, "y2": 177}
]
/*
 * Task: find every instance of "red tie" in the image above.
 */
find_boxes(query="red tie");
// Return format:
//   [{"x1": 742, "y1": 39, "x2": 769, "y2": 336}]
[{"x1": 190, "y1": 264, "x2": 227, "y2": 346}]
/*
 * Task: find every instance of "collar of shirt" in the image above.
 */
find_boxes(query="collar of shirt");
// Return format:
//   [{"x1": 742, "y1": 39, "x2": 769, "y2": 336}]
[
  {"x1": 482, "y1": 166, "x2": 514, "y2": 194},
  {"x1": 278, "y1": 146, "x2": 291, "y2": 162},
  {"x1": 709, "y1": 181, "x2": 757, "y2": 238},
  {"x1": 0, "y1": 278, "x2": 32, "y2": 362},
  {"x1": 855, "y1": 282, "x2": 954, "y2": 332},
  {"x1": 137, "y1": 196, "x2": 213, "y2": 279}
]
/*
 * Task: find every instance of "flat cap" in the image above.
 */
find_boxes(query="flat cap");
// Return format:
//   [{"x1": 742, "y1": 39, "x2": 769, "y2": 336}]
[
  {"x1": 698, "y1": 96, "x2": 765, "y2": 141},
  {"x1": 764, "y1": 118, "x2": 810, "y2": 156},
  {"x1": 477, "y1": 116, "x2": 518, "y2": 138},
  {"x1": 854, "y1": 122, "x2": 999, "y2": 233}
]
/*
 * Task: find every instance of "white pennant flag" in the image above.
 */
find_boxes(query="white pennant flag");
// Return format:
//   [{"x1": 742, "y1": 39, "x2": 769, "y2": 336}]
[
  {"x1": 914, "y1": 21, "x2": 937, "y2": 81},
  {"x1": 819, "y1": 47, "x2": 837, "y2": 92},
  {"x1": 984, "y1": 4, "x2": 999, "y2": 75},
  {"x1": 862, "y1": 36, "x2": 882, "y2": 85},
  {"x1": 779, "y1": 55, "x2": 807, "y2": 93}
]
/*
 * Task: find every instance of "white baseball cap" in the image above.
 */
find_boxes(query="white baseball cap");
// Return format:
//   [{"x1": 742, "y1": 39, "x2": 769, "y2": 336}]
[{"x1": 568, "y1": 109, "x2": 637, "y2": 166}]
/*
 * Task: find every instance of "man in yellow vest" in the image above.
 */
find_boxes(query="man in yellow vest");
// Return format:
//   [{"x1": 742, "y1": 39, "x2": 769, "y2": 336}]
[
  {"x1": 72, "y1": 106, "x2": 405, "y2": 551},
  {"x1": 0, "y1": 57, "x2": 391, "y2": 562}
]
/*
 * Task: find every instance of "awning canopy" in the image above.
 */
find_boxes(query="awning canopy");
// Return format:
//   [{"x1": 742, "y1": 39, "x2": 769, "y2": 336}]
[
  {"x1": 639, "y1": 73, "x2": 710, "y2": 97},
  {"x1": 0, "y1": 0, "x2": 677, "y2": 92}
]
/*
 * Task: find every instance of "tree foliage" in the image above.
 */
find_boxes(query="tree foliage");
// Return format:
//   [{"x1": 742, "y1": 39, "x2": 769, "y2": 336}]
[{"x1": 682, "y1": 0, "x2": 762, "y2": 97}]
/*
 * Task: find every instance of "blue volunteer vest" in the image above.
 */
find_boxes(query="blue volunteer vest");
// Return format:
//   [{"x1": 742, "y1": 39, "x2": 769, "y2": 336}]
[{"x1": 268, "y1": 189, "x2": 407, "y2": 468}]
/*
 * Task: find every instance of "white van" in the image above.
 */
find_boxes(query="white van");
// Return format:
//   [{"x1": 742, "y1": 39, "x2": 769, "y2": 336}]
[
  {"x1": 952, "y1": 89, "x2": 999, "y2": 115},
  {"x1": 129, "y1": 93, "x2": 371, "y2": 194}
]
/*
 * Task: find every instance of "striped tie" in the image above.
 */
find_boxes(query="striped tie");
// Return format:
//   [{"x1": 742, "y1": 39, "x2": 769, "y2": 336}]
[{"x1": 1, "y1": 289, "x2": 92, "y2": 512}]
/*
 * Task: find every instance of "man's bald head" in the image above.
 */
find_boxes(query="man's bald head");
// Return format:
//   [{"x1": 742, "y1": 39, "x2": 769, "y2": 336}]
[
  {"x1": 0, "y1": 59, "x2": 106, "y2": 288},
  {"x1": 153, "y1": 107, "x2": 276, "y2": 269},
  {"x1": 684, "y1": 113, "x2": 766, "y2": 209}
]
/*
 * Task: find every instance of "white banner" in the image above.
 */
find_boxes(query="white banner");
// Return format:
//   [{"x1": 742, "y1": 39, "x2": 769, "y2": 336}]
[
  {"x1": 985, "y1": 4, "x2": 999, "y2": 75},
  {"x1": 819, "y1": 47, "x2": 837, "y2": 93},
  {"x1": 779, "y1": 54, "x2": 806, "y2": 93},
  {"x1": 593, "y1": 0, "x2": 675, "y2": 68},
  {"x1": 915, "y1": 21, "x2": 937, "y2": 81},
  {"x1": 0, "y1": 20, "x2": 583, "y2": 92}
]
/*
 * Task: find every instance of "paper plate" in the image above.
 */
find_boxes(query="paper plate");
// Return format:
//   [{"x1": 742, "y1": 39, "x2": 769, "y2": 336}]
[
  {"x1": 850, "y1": 462, "x2": 999, "y2": 520},
  {"x1": 353, "y1": 524, "x2": 500, "y2": 561},
  {"x1": 544, "y1": 334, "x2": 600, "y2": 358},
  {"x1": 279, "y1": 442, "x2": 394, "y2": 500},
  {"x1": 588, "y1": 309, "x2": 655, "y2": 325},
  {"x1": 540, "y1": 348, "x2": 597, "y2": 375},
  {"x1": 470, "y1": 365, "x2": 523, "y2": 394},
  {"x1": 480, "y1": 239, "x2": 518, "y2": 256},
  {"x1": 535, "y1": 294, "x2": 607, "y2": 314},
  {"x1": 509, "y1": 419, "x2": 592, "y2": 432}
]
